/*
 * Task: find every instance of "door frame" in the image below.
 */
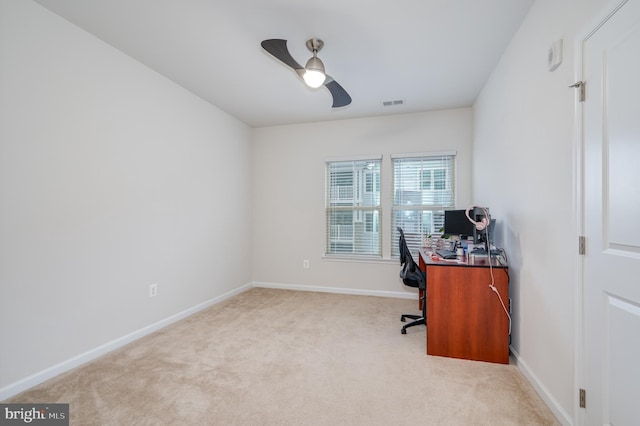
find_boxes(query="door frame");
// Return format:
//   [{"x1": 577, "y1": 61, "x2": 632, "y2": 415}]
[{"x1": 572, "y1": 1, "x2": 629, "y2": 424}]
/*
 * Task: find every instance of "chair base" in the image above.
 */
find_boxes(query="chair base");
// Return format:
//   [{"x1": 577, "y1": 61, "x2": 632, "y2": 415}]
[{"x1": 400, "y1": 314, "x2": 425, "y2": 334}]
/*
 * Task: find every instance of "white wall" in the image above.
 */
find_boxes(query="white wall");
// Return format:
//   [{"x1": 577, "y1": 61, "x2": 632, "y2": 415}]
[
  {"x1": 252, "y1": 109, "x2": 472, "y2": 294},
  {"x1": 0, "y1": 0, "x2": 252, "y2": 394},
  {"x1": 473, "y1": 0, "x2": 610, "y2": 423}
]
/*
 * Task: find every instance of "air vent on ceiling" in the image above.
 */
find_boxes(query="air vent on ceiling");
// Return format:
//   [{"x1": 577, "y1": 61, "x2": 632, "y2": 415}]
[{"x1": 382, "y1": 99, "x2": 404, "y2": 107}]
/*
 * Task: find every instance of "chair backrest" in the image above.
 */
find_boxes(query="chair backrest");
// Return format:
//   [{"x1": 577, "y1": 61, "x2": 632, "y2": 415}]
[
  {"x1": 398, "y1": 227, "x2": 409, "y2": 265},
  {"x1": 397, "y1": 227, "x2": 425, "y2": 288}
]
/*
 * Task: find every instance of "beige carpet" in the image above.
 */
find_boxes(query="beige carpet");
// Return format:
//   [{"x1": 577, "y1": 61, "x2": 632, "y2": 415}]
[{"x1": 5, "y1": 288, "x2": 559, "y2": 425}]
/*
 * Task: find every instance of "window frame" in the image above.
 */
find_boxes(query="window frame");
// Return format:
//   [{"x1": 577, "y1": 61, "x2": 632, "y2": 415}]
[
  {"x1": 324, "y1": 156, "x2": 383, "y2": 258},
  {"x1": 323, "y1": 152, "x2": 456, "y2": 262}
]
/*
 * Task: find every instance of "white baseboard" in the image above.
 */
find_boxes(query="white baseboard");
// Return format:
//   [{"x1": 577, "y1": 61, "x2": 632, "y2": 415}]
[
  {"x1": 0, "y1": 283, "x2": 253, "y2": 401},
  {"x1": 252, "y1": 281, "x2": 416, "y2": 300},
  {"x1": 510, "y1": 346, "x2": 573, "y2": 426}
]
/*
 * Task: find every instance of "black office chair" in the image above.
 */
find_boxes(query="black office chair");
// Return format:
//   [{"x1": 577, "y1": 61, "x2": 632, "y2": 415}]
[{"x1": 398, "y1": 227, "x2": 426, "y2": 334}]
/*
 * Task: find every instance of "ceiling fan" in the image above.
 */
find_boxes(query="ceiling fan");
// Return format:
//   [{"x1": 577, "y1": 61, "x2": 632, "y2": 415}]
[{"x1": 261, "y1": 38, "x2": 352, "y2": 108}]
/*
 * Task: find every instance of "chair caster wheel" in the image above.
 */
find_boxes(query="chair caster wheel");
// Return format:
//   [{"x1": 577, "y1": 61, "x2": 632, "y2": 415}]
[
  {"x1": 401, "y1": 316, "x2": 406, "y2": 322},
  {"x1": 401, "y1": 328, "x2": 407, "y2": 334}
]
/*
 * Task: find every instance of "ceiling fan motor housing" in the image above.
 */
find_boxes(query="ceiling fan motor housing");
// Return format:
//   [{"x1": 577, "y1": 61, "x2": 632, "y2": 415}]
[{"x1": 305, "y1": 38, "x2": 324, "y2": 53}]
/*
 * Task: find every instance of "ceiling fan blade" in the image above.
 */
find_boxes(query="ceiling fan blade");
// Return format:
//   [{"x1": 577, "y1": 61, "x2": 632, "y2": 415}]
[
  {"x1": 324, "y1": 77, "x2": 352, "y2": 108},
  {"x1": 261, "y1": 39, "x2": 303, "y2": 71}
]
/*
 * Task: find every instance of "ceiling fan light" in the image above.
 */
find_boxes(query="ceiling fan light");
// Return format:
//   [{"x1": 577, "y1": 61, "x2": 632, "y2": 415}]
[
  {"x1": 303, "y1": 56, "x2": 326, "y2": 88},
  {"x1": 303, "y1": 70, "x2": 326, "y2": 88}
]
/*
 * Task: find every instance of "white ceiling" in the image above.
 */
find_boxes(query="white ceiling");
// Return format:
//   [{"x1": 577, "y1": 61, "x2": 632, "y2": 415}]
[{"x1": 33, "y1": 0, "x2": 534, "y2": 128}]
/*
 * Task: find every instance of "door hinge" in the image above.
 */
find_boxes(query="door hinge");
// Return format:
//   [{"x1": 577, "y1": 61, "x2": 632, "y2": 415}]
[
  {"x1": 570, "y1": 81, "x2": 585, "y2": 102},
  {"x1": 578, "y1": 236, "x2": 586, "y2": 255},
  {"x1": 579, "y1": 388, "x2": 586, "y2": 408}
]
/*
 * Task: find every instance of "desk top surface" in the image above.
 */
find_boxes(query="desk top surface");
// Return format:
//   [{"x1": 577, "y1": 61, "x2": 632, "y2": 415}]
[{"x1": 419, "y1": 248, "x2": 508, "y2": 269}]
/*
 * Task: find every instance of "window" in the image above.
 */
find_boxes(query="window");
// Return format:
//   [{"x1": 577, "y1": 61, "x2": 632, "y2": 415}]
[
  {"x1": 392, "y1": 153, "x2": 456, "y2": 258},
  {"x1": 326, "y1": 158, "x2": 381, "y2": 256},
  {"x1": 324, "y1": 153, "x2": 455, "y2": 260},
  {"x1": 364, "y1": 211, "x2": 378, "y2": 233},
  {"x1": 364, "y1": 171, "x2": 379, "y2": 193},
  {"x1": 421, "y1": 168, "x2": 446, "y2": 190}
]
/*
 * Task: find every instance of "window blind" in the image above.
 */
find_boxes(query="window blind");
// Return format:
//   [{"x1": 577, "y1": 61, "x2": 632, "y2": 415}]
[
  {"x1": 325, "y1": 158, "x2": 381, "y2": 257},
  {"x1": 392, "y1": 154, "x2": 456, "y2": 258}
]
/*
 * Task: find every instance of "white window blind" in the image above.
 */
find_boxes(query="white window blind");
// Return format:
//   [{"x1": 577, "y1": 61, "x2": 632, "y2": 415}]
[
  {"x1": 325, "y1": 158, "x2": 381, "y2": 257},
  {"x1": 392, "y1": 154, "x2": 456, "y2": 258}
]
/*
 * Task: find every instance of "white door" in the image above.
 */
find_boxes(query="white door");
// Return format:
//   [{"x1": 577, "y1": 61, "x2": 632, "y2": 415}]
[{"x1": 583, "y1": 1, "x2": 640, "y2": 424}]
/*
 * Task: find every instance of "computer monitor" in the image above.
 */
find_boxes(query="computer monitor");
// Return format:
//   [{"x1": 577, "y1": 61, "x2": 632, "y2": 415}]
[
  {"x1": 473, "y1": 218, "x2": 496, "y2": 243},
  {"x1": 443, "y1": 209, "x2": 475, "y2": 238},
  {"x1": 471, "y1": 211, "x2": 497, "y2": 254}
]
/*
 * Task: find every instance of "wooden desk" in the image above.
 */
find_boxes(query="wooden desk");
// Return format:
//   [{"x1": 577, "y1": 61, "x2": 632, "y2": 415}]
[{"x1": 419, "y1": 249, "x2": 510, "y2": 364}]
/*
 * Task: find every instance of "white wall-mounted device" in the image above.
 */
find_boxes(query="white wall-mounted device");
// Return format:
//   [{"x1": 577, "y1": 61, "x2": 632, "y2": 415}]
[{"x1": 548, "y1": 39, "x2": 563, "y2": 72}]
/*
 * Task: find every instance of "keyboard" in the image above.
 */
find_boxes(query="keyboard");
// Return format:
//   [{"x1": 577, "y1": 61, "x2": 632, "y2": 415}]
[
  {"x1": 436, "y1": 249, "x2": 457, "y2": 259},
  {"x1": 470, "y1": 248, "x2": 502, "y2": 256}
]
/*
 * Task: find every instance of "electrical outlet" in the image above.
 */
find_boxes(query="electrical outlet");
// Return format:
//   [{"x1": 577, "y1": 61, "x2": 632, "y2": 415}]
[
  {"x1": 149, "y1": 283, "x2": 158, "y2": 298},
  {"x1": 303, "y1": 260, "x2": 309, "y2": 269}
]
